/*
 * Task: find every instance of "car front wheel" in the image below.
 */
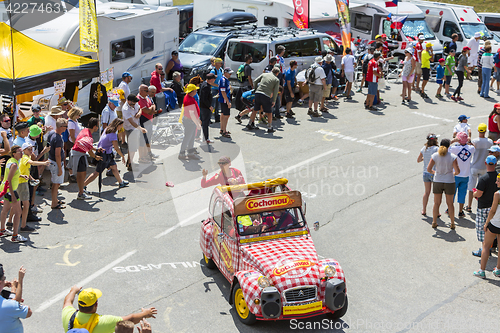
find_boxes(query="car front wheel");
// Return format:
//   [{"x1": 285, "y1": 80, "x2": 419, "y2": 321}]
[{"x1": 232, "y1": 282, "x2": 257, "y2": 325}]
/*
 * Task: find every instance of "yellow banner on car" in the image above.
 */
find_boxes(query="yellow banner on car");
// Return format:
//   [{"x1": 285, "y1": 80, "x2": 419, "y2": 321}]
[
  {"x1": 283, "y1": 301, "x2": 323, "y2": 315},
  {"x1": 79, "y1": 0, "x2": 99, "y2": 52},
  {"x1": 239, "y1": 230, "x2": 308, "y2": 244}
]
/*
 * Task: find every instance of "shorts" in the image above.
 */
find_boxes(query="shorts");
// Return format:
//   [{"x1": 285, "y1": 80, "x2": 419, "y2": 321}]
[
  {"x1": 4, "y1": 191, "x2": 19, "y2": 203},
  {"x1": 322, "y1": 84, "x2": 332, "y2": 98},
  {"x1": 468, "y1": 54, "x2": 478, "y2": 67},
  {"x1": 436, "y1": 79, "x2": 443, "y2": 85},
  {"x1": 332, "y1": 75, "x2": 339, "y2": 88},
  {"x1": 433, "y1": 181, "x2": 455, "y2": 195},
  {"x1": 284, "y1": 88, "x2": 294, "y2": 104},
  {"x1": 367, "y1": 82, "x2": 378, "y2": 95},
  {"x1": 254, "y1": 93, "x2": 273, "y2": 114},
  {"x1": 422, "y1": 67, "x2": 430, "y2": 81},
  {"x1": 445, "y1": 75, "x2": 453, "y2": 85},
  {"x1": 494, "y1": 70, "x2": 500, "y2": 81},
  {"x1": 95, "y1": 153, "x2": 116, "y2": 173},
  {"x1": 415, "y1": 66, "x2": 422, "y2": 75},
  {"x1": 17, "y1": 182, "x2": 29, "y2": 201},
  {"x1": 139, "y1": 115, "x2": 153, "y2": 146},
  {"x1": 220, "y1": 103, "x2": 231, "y2": 116},
  {"x1": 402, "y1": 74, "x2": 415, "y2": 84},
  {"x1": 423, "y1": 172, "x2": 434, "y2": 183},
  {"x1": 468, "y1": 168, "x2": 486, "y2": 191},
  {"x1": 345, "y1": 71, "x2": 354, "y2": 83},
  {"x1": 476, "y1": 207, "x2": 490, "y2": 242},
  {"x1": 488, "y1": 222, "x2": 500, "y2": 235},
  {"x1": 308, "y1": 84, "x2": 323, "y2": 103},
  {"x1": 48, "y1": 159, "x2": 64, "y2": 184},
  {"x1": 125, "y1": 129, "x2": 139, "y2": 153}
]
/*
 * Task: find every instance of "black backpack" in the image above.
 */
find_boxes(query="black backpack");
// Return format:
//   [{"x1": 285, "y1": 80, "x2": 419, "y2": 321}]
[{"x1": 306, "y1": 65, "x2": 318, "y2": 83}]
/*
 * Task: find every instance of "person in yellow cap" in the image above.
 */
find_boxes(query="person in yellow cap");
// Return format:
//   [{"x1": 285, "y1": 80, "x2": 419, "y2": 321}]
[
  {"x1": 420, "y1": 43, "x2": 433, "y2": 99},
  {"x1": 62, "y1": 286, "x2": 157, "y2": 333},
  {"x1": 178, "y1": 84, "x2": 201, "y2": 160}
]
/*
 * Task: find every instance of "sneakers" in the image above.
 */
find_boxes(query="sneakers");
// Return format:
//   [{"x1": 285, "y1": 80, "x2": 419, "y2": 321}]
[
  {"x1": 286, "y1": 112, "x2": 294, "y2": 118},
  {"x1": 307, "y1": 108, "x2": 313, "y2": 115},
  {"x1": 235, "y1": 115, "x2": 242, "y2": 123},
  {"x1": 457, "y1": 96, "x2": 464, "y2": 101},
  {"x1": 11, "y1": 234, "x2": 27, "y2": 242},
  {"x1": 69, "y1": 175, "x2": 77, "y2": 183},
  {"x1": 267, "y1": 127, "x2": 275, "y2": 133},
  {"x1": 493, "y1": 268, "x2": 500, "y2": 278},
  {"x1": 435, "y1": 94, "x2": 443, "y2": 98},
  {"x1": 150, "y1": 153, "x2": 159, "y2": 159},
  {"x1": 472, "y1": 248, "x2": 482, "y2": 257},
  {"x1": 178, "y1": 154, "x2": 188, "y2": 160},
  {"x1": 356, "y1": 88, "x2": 362, "y2": 93},
  {"x1": 458, "y1": 211, "x2": 465, "y2": 218},
  {"x1": 451, "y1": 96, "x2": 457, "y2": 102},
  {"x1": 279, "y1": 106, "x2": 286, "y2": 112},
  {"x1": 473, "y1": 270, "x2": 486, "y2": 279},
  {"x1": 26, "y1": 215, "x2": 41, "y2": 222},
  {"x1": 31, "y1": 205, "x2": 43, "y2": 213},
  {"x1": 206, "y1": 139, "x2": 214, "y2": 144},
  {"x1": 119, "y1": 180, "x2": 130, "y2": 188},
  {"x1": 245, "y1": 124, "x2": 257, "y2": 130},
  {"x1": 311, "y1": 111, "x2": 321, "y2": 117},
  {"x1": 0, "y1": 229, "x2": 13, "y2": 237},
  {"x1": 289, "y1": 110, "x2": 295, "y2": 116},
  {"x1": 20, "y1": 226, "x2": 36, "y2": 232},
  {"x1": 77, "y1": 193, "x2": 92, "y2": 200}
]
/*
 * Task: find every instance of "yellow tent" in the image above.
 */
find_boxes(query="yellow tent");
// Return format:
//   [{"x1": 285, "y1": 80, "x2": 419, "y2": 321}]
[{"x1": 0, "y1": 22, "x2": 99, "y2": 96}]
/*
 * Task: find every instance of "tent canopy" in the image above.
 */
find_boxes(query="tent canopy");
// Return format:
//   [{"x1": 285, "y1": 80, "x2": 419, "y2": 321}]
[{"x1": 0, "y1": 22, "x2": 99, "y2": 96}]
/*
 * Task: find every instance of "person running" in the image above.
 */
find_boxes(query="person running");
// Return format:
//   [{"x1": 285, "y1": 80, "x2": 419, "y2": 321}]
[
  {"x1": 435, "y1": 58, "x2": 445, "y2": 98},
  {"x1": 417, "y1": 134, "x2": 439, "y2": 216},
  {"x1": 488, "y1": 103, "x2": 500, "y2": 141},
  {"x1": 452, "y1": 47, "x2": 471, "y2": 102},
  {"x1": 444, "y1": 49, "x2": 456, "y2": 97},
  {"x1": 450, "y1": 132, "x2": 475, "y2": 218},
  {"x1": 427, "y1": 139, "x2": 460, "y2": 229},
  {"x1": 401, "y1": 48, "x2": 416, "y2": 104}
]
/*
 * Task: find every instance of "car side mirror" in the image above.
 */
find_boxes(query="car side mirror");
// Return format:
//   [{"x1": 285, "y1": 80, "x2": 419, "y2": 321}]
[{"x1": 313, "y1": 222, "x2": 319, "y2": 231}]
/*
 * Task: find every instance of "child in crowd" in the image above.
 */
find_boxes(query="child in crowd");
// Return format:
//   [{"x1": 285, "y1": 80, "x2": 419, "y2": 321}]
[
  {"x1": 444, "y1": 49, "x2": 456, "y2": 96},
  {"x1": 435, "y1": 58, "x2": 445, "y2": 98},
  {"x1": 453, "y1": 114, "x2": 471, "y2": 138}
]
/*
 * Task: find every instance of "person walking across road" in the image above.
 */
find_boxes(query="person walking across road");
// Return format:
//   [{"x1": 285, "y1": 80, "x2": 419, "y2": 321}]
[{"x1": 417, "y1": 134, "x2": 439, "y2": 216}]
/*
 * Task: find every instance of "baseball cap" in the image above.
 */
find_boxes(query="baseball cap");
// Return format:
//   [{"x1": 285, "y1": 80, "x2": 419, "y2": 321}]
[
  {"x1": 494, "y1": 103, "x2": 500, "y2": 109},
  {"x1": 426, "y1": 43, "x2": 433, "y2": 48},
  {"x1": 109, "y1": 98, "x2": 119, "y2": 107},
  {"x1": 458, "y1": 114, "x2": 469, "y2": 121},
  {"x1": 381, "y1": 34, "x2": 387, "y2": 38},
  {"x1": 486, "y1": 155, "x2": 497, "y2": 164},
  {"x1": 21, "y1": 142, "x2": 33, "y2": 151},
  {"x1": 57, "y1": 97, "x2": 69, "y2": 105},
  {"x1": 375, "y1": 34, "x2": 381, "y2": 39},
  {"x1": 489, "y1": 146, "x2": 500, "y2": 153},
  {"x1": 31, "y1": 104, "x2": 41, "y2": 112},
  {"x1": 214, "y1": 58, "x2": 223, "y2": 63},
  {"x1": 315, "y1": 56, "x2": 323, "y2": 63},
  {"x1": 463, "y1": 46, "x2": 471, "y2": 51},
  {"x1": 478, "y1": 123, "x2": 487, "y2": 132},
  {"x1": 78, "y1": 288, "x2": 102, "y2": 307},
  {"x1": 218, "y1": 156, "x2": 231, "y2": 165},
  {"x1": 427, "y1": 134, "x2": 437, "y2": 140},
  {"x1": 418, "y1": 35, "x2": 424, "y2": 40},
  {"x1": 457, "y1": 132, "x2": 468, "y2": 145},
  {"x1": 224, "y1": 67, "x2": 234, "y2": 74},
  {"x1": 438, "y1": 58, "x2": 445, "y2": 62},
  {"x1": 122, "y1": 72, "x2": 132, "y2": 79}
]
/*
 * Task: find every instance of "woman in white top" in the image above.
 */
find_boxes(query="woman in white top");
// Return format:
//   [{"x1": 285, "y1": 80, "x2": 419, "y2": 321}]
[
  {"x1": 473, "y1": 176, "x2": 500, "y2": 279},
  {"x1": 401, "y1": 48, "x2": 416, "y2": 104},
  {"x1": 427, "y1": 139, "x2": 460, "y2": 229},
  {"x1": 417, "y1": 134, "x2": 439, "y2": 216}
]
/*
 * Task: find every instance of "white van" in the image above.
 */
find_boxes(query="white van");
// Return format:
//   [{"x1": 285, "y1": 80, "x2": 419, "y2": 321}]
[
  {"x1": 478, "y1": 13, "x2": 500, "y2": 33},
  {"x1": 350, "y1": 0, "x2": 443, "y2": 60},
  {"x1": 224, "y1": 28, "x2": 340, "y2": 85},
  {"x1": 405, "y1": 0, "x2": 500, "y2": 53},
  {"x1": 20, "y1": 2, "x2": 179, "y2": 113}
]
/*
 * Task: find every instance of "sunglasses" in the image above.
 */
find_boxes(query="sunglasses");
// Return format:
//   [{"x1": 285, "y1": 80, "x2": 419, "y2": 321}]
[
  {"x1": 33, "y1": 110, "x2": 41, "y2": 112},
  {"x1": 2, "y1": 119, "x2": 10, "y2": 122}
]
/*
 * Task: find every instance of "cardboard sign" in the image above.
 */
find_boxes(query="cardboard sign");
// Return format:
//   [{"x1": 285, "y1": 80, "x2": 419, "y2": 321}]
[{"x1": 54, "y1": 79, "x2": 66, "y2": 94}]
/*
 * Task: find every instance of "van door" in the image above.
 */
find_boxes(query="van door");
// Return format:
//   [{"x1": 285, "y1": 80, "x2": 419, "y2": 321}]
[
  {"x1": 275, "y1": 37, "x2": 322, "y2": 72},
  {"x1": 442, "y1": 20, "x2": 462, "y2": 46},
  {"x1": 225, "y1": 39, "x2": 268, "y2": 80}
]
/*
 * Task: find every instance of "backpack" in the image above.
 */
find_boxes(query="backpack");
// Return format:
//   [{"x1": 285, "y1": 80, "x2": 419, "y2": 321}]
[
  {"x1": 494, "y1": 52, "x2": 500, "y2": 65},
  {"x1": 362, "y1": 54, "x2": 373, "y2": 73},
  {"x1": 443, "y1": 41, "x2": 450, "y2": 55},
  {"x1": 236, "y1": 64, "x2": 248, "y2": 83},
  {"x1": 306, "y1": 65, "x2": 318, "y2": 83}
]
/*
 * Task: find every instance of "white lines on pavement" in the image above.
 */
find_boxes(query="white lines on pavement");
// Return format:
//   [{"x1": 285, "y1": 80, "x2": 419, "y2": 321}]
[
  {"x1": 274, "y1": 149, "x2": 339, "y2": 176},
  {"x1": 317, "y1": 130, "x2": 409, "y2": 154},
  {"x1": 35, "y1": 250, "x2": 137, "y2": 312},
  {"x1": 154, "y1": 208, "x2": 208, "y2": 239},
  {"x1": 411, "y1": 112, "x2": 454, "y2": 123},
  {"x1": 469, "y1": 115, "x2": 489, "y2": 120},
  {"x1": 367, "y1": 124, "x2": 438, "y2": 140},
  {"x1": 113, "y1": 261, "x2": 202, "y2": 273}
]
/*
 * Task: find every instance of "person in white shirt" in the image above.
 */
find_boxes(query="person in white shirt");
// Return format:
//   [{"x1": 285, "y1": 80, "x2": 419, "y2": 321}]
[
  {"x1": 307, "y1": 56, "x2": 327, "y2": 117},
  {"x1": 101, "y1": 99, "x2": 119, "y2": 131},
  {"x1": 43, "y1": 106, "x2": 64, "y2": 140},
  {"x1": 453, "y1": 115, "x2": 471, "y2": 138},
  {"x1": 341, "y1": 47, "x2": 356, "y2": 100},
  {"x1": 122, "y1": 95, "x2": 146, "y2": 170},
  {"x1": 118, "y1": 72, "x2": 132, "y2": 105},
  {"x1": 467, "y1": 32, "x2": 481, "y2": 78}
]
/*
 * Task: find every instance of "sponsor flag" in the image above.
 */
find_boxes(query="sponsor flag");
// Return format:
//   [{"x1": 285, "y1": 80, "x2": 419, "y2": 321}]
[
  {"x1": 385, "y1": 0, "x2": 398, "y2": 7},
  {"x1": 335, "y1": 0, "x2": 351, "y2": 53},
  {"x1": 79, "y1": 0, "x2": 99, "y2": 52},
  {"x1": 390, "y1": 15, "x2": 408, "y2": 29},
  {"x1": 293, "y1": 0, "x2": 309, "y2": 29}
]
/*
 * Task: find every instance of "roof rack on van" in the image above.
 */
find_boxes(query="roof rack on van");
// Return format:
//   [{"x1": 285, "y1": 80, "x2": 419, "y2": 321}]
[
  {"x1": 231, "y1": 27, "x2": 318, "y2": 41},
  {"x1": 207, "y1": 12, "x2": 258, "y2": 27}
]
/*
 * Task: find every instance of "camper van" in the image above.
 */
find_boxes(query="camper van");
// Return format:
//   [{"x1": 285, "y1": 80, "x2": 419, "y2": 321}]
[
  {"x1": 20, "y1": 2, "x2": 179, "y2": 113},
  {"x1": 404, "y1": 0, "x2": 500, "y2": 53},
  {"x1": 350, "y1": 0, "x2": 443, "y2": 60},
  {"x1": 478, "y1": 13, "x2": 500, "y2": 33}
]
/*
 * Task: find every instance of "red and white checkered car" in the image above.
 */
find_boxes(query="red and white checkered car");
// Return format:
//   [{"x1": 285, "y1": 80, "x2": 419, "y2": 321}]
[{"x1": 200, "y1": 179, "x2": 347, "y2": 325}]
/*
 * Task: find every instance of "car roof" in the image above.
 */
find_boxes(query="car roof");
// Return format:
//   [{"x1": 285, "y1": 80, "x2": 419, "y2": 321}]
[{"x1": 225, "y1": 27, "x2": 330, "y2": 43}]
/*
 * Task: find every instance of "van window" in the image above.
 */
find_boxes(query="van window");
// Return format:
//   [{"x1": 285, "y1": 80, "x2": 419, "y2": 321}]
[
  {"x1": 402, "y1": 19, "x2": 436, "y2": 40},
  {"x1": 141, "y1": 29, "x2": 154, "y2": 54},
  {"x1": 227, "y1": 41, "x2": 267, "y2": 63},
  {"x1": 425, "y1": 15, "x2": 442, "y2": 33},
  {"x1": 443, "y1": 21, "x2": 460, "y2": 38},
  {"x1": 484, "y1": 17, "x2": 500, "y2": 32},
  {"x1": 111, "y1": 37, "x2": 135, "y2": 63},
  {"x1": 460, "y1": 23, "x2": 493, "y2": 40},
  {"x1": 322, "y1": 37, "x2": 338, "y2": 54},
  {"x1": 264, "y1": 16, "x2": 278, "y2": 27},
  {"x1": 276, "y1": 38, "x2": 321, "y2": 58},
  {"x1": 179, "y1": 32, "x2": 225, "y2": 56},
  {"x1": 352, "y1": 13, "x2": 372, "y2": 32}
]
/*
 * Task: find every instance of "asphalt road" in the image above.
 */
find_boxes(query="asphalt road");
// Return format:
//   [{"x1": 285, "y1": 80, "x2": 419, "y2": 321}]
[{"x1": 2, "y1": 78, "x2": 500, "y2": 333}]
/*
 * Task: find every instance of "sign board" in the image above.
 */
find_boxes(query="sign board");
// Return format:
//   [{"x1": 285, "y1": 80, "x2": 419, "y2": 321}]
[
  {"x1": 234, "y1": 191, "x2": 302, "y2": 216},
  {"x1": 54, "y1": 79, "x2": 66, "y2": 94}
]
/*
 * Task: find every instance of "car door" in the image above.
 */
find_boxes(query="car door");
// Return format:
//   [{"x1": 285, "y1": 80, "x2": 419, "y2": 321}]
[
  {"x1": 218, "y1": 202, "x2": 238, "y2": 281},
  {"x1": 211, "y1": 199, "x2": 224, "y2": 269}
]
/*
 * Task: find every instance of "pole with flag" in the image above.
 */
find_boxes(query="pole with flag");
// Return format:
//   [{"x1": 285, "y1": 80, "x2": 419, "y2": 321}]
[
  {"x1": 292, "y1": 0, "x2": 309, "y2": 29},
  {"x1": 335, "y1": 0, "x2": 351, "y2": 54},
  {"x1": 79, "y1": 0, "x2": 99, "y2": 53}
]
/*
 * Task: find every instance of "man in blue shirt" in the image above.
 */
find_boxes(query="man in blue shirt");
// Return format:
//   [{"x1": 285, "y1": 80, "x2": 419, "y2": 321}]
[
  {"x1": 0, "y1": 264, "x2": 32, "y2": 333},
  {"x1": 284, "y1": 60, "x2": 298, "y2": 118},
  {"x1": 218, "y1": 68, "x2": 233, "y2": 138},
  {"x1": 210, "y1": 58, "x2": 224, "y2": 122}
]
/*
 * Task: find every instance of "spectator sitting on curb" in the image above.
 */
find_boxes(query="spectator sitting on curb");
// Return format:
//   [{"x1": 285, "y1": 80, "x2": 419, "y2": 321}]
[
  {"x1": 62, "y1": 286, "x2": 157, "y2": 333},
  {"x1": 0, "y1": 264, "x2": 32, "y2": 332}
]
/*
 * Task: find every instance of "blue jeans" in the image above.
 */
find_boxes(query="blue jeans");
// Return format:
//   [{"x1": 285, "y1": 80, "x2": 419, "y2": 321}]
[
  {"x1": 480, "y1": 67, "x2": 492, "y2": 97},
  {"x1": 211, "y1": 90, "x2": 220, "y2": 121},
  {"x1": 454, "y1": 176, "x2": 469, "y2": 204}
]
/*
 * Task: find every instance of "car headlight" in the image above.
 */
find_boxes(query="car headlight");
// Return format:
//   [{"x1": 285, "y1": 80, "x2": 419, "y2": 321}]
[
  {"x1": 190, "y1": 64, "x2": 208, "y2": 76},
  {"x1": 324, "y1": 265, "x2": 337, "y2": 279},
  {"x1": 258, "y1": 276, "x2": 271, "y2": 288}
]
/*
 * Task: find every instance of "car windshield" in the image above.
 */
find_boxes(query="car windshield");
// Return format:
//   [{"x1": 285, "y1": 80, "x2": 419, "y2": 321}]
[
  {"x1": 402, "y1": 19, "x2": 436, "y2": 40},
  {"x1": 179, "y1": 33, "x2": 225, "y2": 55},
  {"x1": 460, "y1": 23, "x2": 493, "y2": 39},
  {"x1": 237, "y1": 207, "x2": 305, "y2": 236}
]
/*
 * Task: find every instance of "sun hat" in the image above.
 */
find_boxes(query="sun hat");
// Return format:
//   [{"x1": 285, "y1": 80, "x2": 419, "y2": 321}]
[
  {"x1": 457, "y1": 132, "x2": 468, "y2": 145},
  {"x1": 474, "y1": 32, "x2": 481, "y2": 38},
  {"x1": 21, "y1": 142, "x2": 33, "y2": 151},
  {"x1": 29, "y1": 125, "x2": 42, "y2": 137},
  {"x1": 315, "y1": 56, "x2": 323, "y2": 63},
  {"x1": 50, "y1": 106, "x2": 65, "y2": 116},
  {"x1": 184, "y1": 84, "x2": 200, "y2": 94}
]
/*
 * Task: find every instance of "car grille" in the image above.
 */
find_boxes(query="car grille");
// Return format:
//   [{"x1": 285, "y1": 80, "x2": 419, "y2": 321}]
[{"x1": 283, "y1": 286, "x2": 317, "y2": 304}]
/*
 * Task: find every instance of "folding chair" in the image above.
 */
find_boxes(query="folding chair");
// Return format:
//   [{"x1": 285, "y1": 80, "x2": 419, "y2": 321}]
[{"x1": 385, "y1": 57, "x2": 402, "y2": 83}]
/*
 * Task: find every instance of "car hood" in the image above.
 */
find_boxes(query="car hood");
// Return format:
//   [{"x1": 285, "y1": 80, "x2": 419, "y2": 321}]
[
  {"x1": 177, "y1": 51, "x2": 211, "y2": 69},
  {"x1": 240, "y1": 234, "x2": 321, "y2": 289}
]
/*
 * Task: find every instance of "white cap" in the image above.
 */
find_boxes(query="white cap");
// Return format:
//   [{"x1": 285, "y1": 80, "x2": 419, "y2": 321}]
[
  {"x1": 21, "y1": 142, "x2": 33, "y2": 151},
  {"x1": 418, "y1": 34, "x2": 424, "y2": 40},
  {"x1": 475, "y1": 32, "x2": 481, "y2": 38}
]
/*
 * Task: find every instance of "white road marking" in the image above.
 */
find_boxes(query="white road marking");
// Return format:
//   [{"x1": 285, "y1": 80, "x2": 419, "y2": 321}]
[
  {"x1": 113, "y1": 261, "x2": 202, "y2": 273},
  {"x1": 35, "y1": 250, "x2": 137, "y2": 312},
  {"x1": 468, "y1": 115, "x2": 489, "y2": 120},
  {"x1": 367, "y1": 124, "x2": 438, "y2": 140},
  {"x1": 317, "y1": 130, "x2": 409, "y2": 154},
  {"x1": 154, "y1": 208, "x2": 208, "y2": 239},
  {"x1": 274, "y1": 149, "x2": 339, "y2": 176},
  {"x1": 411, "y1": 112, "x2": 454, "y2": 123}
]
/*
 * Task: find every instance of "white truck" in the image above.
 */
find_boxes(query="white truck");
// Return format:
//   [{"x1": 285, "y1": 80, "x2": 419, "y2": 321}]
[
  {"x1": 404, "y1": 0, "x2": 500, "y2": 53},
  {"x1": 20, "y1": 2, "x2": 179, "y2": 113}
]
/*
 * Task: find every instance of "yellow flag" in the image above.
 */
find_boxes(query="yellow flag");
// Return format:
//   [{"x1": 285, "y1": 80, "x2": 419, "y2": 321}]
[{"x1": 79, "y1": 0, "x2": 99, "y2": 52}]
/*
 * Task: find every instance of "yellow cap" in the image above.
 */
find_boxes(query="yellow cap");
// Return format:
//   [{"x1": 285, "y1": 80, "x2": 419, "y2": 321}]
[
  {"x1": 78, "y1": 288, "x2": 102, "y2": 307},
  {"x1": 478, "y1": 123, "x2": 487, "y2": 132},
  {"x1": 426, "y1": 43, "x2": 433, "y2": 48},
  {"x1": 184, "y1": 84, "x2": 200, "y2": 94},
  {"x1": 214, "y1": 58, "x2": 223, "y2": 63}
]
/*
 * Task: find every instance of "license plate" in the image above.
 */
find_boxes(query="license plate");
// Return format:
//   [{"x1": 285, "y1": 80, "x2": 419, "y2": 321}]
[{"x1": 283, "y1": 301, "x2": 322, "y2": 315}]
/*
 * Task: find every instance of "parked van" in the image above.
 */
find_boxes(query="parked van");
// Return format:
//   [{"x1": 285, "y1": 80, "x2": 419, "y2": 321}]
[
  {"x1": 478, "y1": 13, "x2": 500, "y2": 33},
  {"x1": 350, "y1": 0, "x2": 443, "y2": 60},
  {"x1": 224, "y1": 28, "x2": 340, "y2": 86},
  {"x1": 20, "y1": 2, "x2": 179, "y2": 113},
  {"x1": 405, "y1": 0, "x2": 500, "y2": 53}
]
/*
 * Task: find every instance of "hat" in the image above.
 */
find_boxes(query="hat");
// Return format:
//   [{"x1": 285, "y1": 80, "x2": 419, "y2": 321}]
[
  {"x1": 218, "y1": 156, "x2": 231, "y2": 165},
  {"x1": 449, "y1": 48, "x2": 456, "y2": 53},
  {"x1": 324, "y1": 54, "x2": 333, "y2": 62},
  {"x1": 57, "y1": 97, "x2": 69, "y2": 105},
  {"x1": 50, "y1": 106, "x2": 65, "y2": 116},
  {"x1": 31, "y1": 104, "x2": 41, "y2": 112},
  {"x1": 315, "y1": 56, "x2": 323, "y2": 63},
  {"x1": 458, "y1": 114, "x2": 469, "y2": 121},
  {"x1": 405, "y1": 48, "x2": 413, "y2": 54},
  {"x1": 76, "y1": 136, "x2": 94, "y2": 153},
  {"x1": 171, "y1": 50, "x2": 179, "y2": 55},
  {"x1": 494, "y1": 103, "x2": 500, "y2": 109},
  {"x1": 29, "y1": 125, "x2": 42, "y2": 137},
  {"x1": 427, "y1": 134, "x2": 437, "y2": 140},
  {"x1": 67, "y1": 329, "x2": 89, "y2": 333},
  {"x1": 438, "y1": 58, "x2": 445, "y2": 62},
  {"x1": 478, "y1": 123, "x2": 487, "y2": 133},
  {"x1": 381, "y1": 34, "x2": 387, "y2": 38},
  {"x1": 418, "y1": 35, "x2": 425, "y2": 40},
  {"x1": 375, "y1": 34, "x2": 382, "y2": 39},
  {"x1": 224, "y1": 67, "x2": 234, "y2": 74},
  {"x1": 14, "y1": 122, "x2": 29, "y2": 131},
  {"x1": 457, "y1": 132, "x2": 468, "y2": 145},
  {"x1": 489, "y1": 146, "x2": 500, "y2": 153},
  {"x1": 426, "y1": 43, "x2": 433, "y2": 48},
  {"x1": 486, "y1": 155, "x2": 498, "y2": 164},
  {"x1": 78, "y1": 288, "x2": 102, "y2": 307},
  {"x1": 109, "y1": 98, "x2": 119, "y2": 107},
  {"x1": 21, "y1": 142, "x2": 33, "y2": 151},
  {"x1": 184, "y1": 84, "x2": 200, "y2": 94},
  {"x1": 475, "y1": 32, "x2": 481, "y2": 38},
  {"x1": 463, "y1": 46, "x2": 471, "y2": 51},
  {"x1": 214, "y1": 58, "x2": 223, "y2": 63},
  {"x1": 122, "y1": 72, "x2": 132, "y2": 78}
]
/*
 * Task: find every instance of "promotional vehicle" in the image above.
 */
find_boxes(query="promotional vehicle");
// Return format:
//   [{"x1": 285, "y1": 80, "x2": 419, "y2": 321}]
[{"x1": 200, "y1": 178, "x2": 347, "y2": 324}]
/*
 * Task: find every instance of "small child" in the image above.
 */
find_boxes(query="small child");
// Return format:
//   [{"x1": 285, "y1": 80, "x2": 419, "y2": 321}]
[
  {"x1": 453, "y1": 115, "x2": 471, "y2": 138},
  {"x1": 435, "y1": 58, "x2": 445, "y2": 98}
]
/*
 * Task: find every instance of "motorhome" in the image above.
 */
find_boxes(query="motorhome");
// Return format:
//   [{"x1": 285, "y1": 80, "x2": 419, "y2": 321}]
[
  {"x1": 404, "y1": 0, "x2": 500, "y2": 53},
  {"x1": 350, "y1": 0, "x2": 443, "y2": 60},
  {"x1": 478, "y1": 13, "x2": 500, "y2": 33},
  {"x1": 20, "y1": 2, "x2": 179, "y2": 113}
]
